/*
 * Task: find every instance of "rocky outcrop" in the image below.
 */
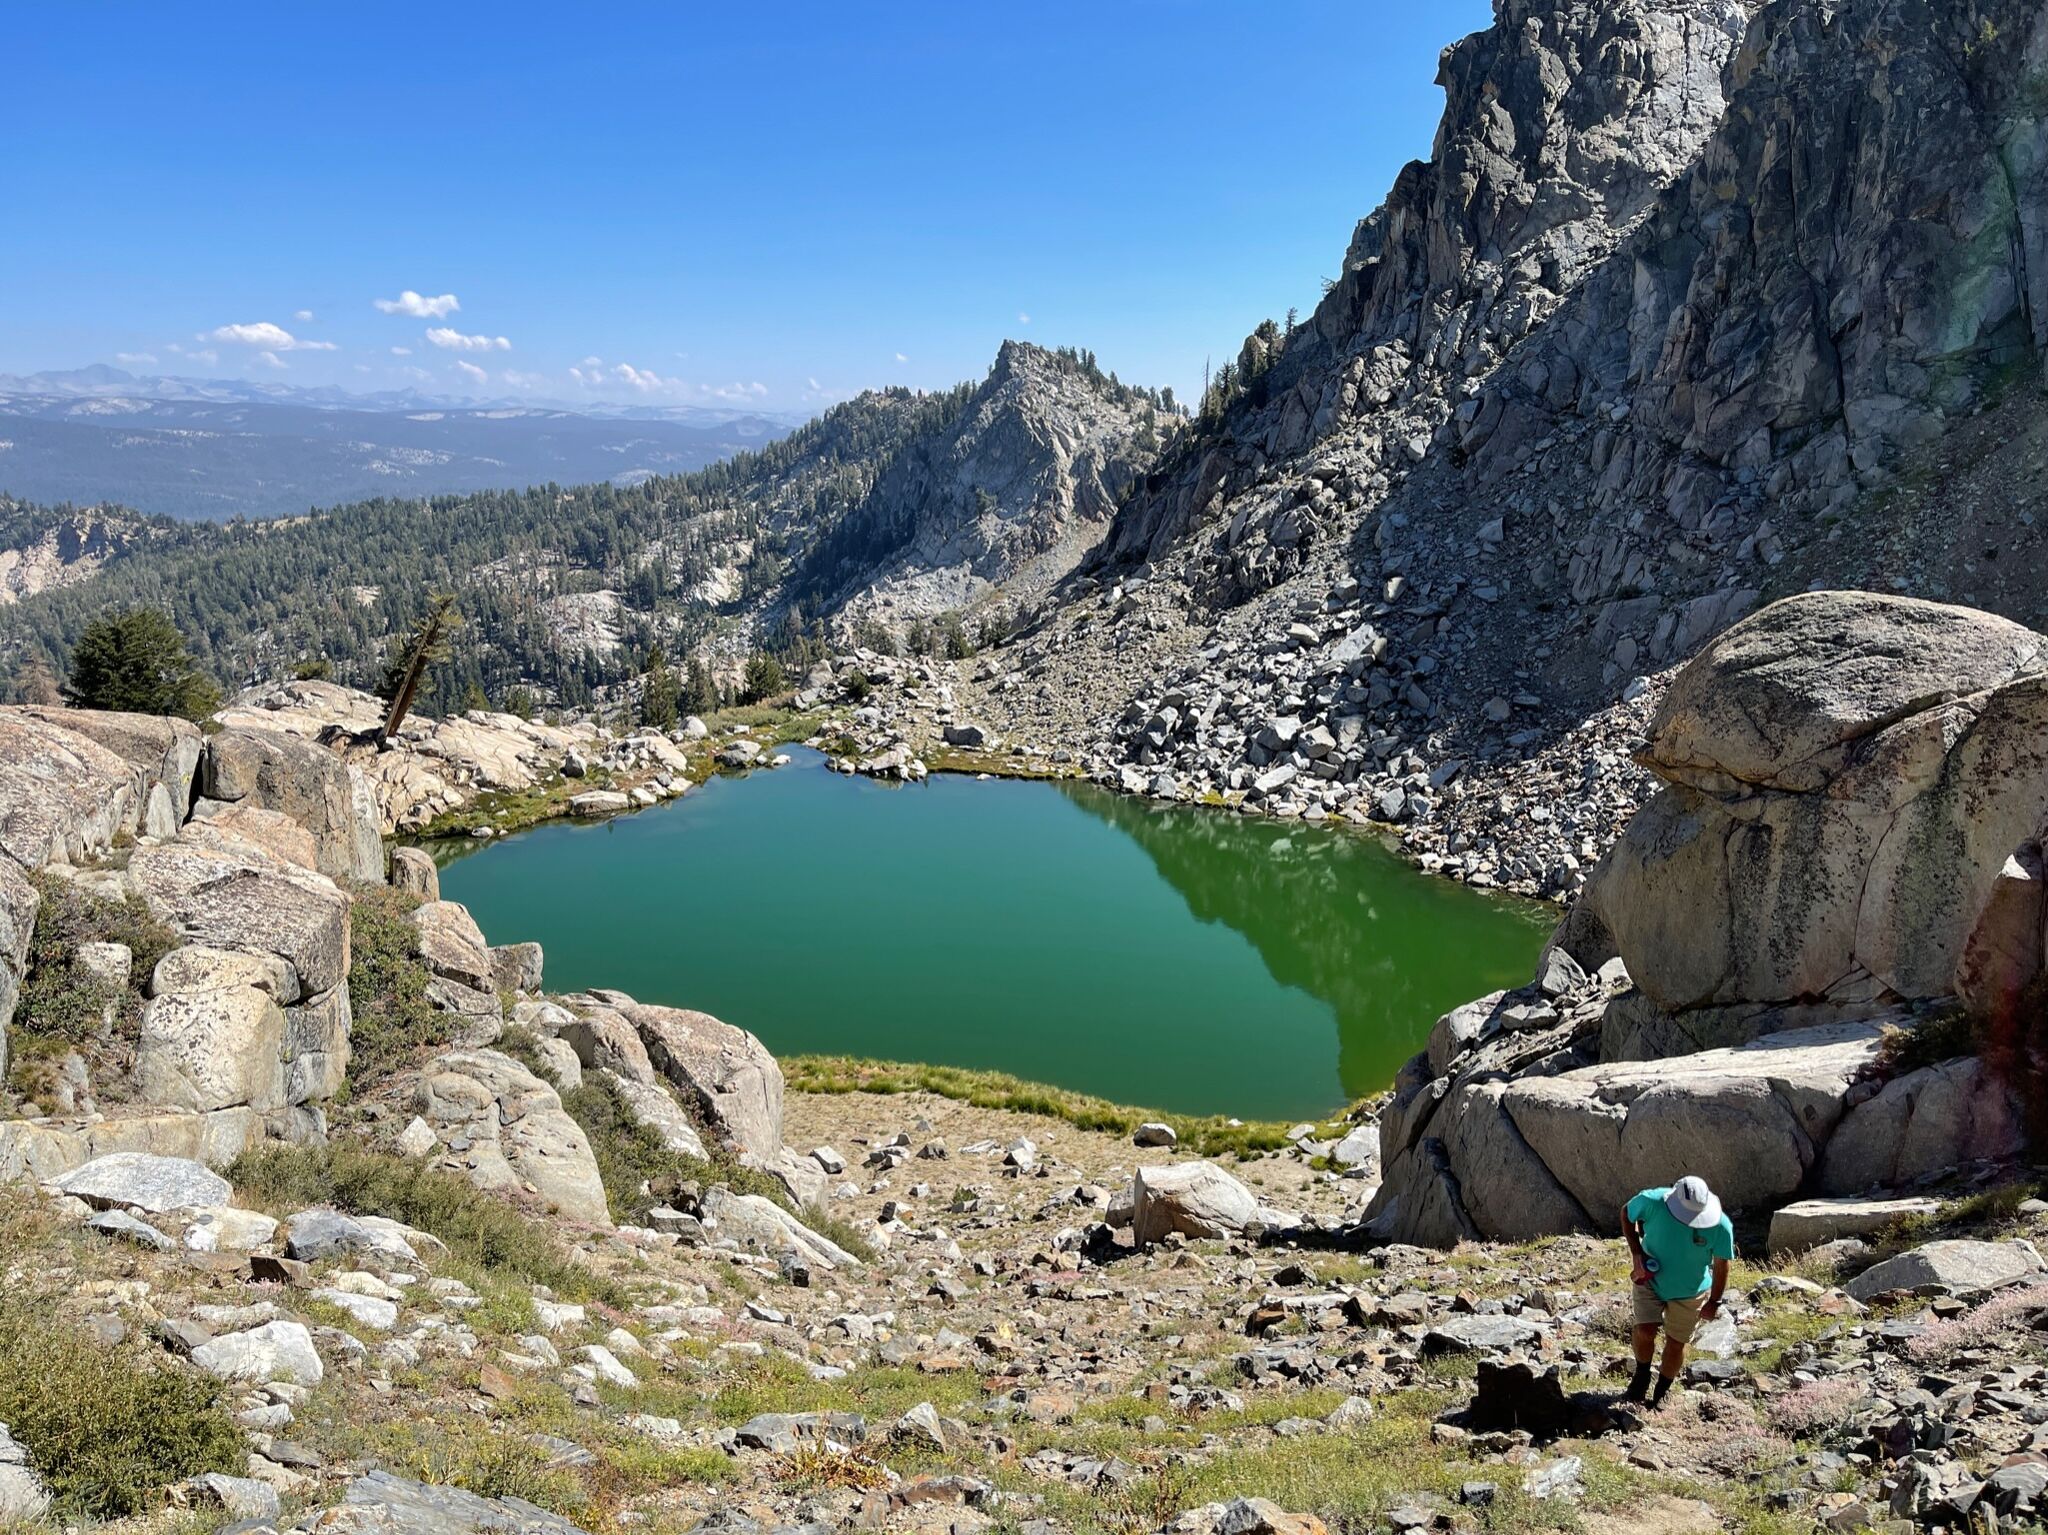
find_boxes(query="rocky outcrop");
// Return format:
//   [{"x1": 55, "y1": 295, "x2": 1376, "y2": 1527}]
[
  {"x1": 215, "y1": 681, "x2": 691, "y2": 835},
  {"x1": 569, "y1": 990, "x2": 785, "y2": 1162},
  {"x1": 798, "y1": 341, "x2": 1167, "y2": 627},
  {"x1": 412, "y1": 1050, "x2": 611, "y2": 1226},
  {"x1": 199, "y1": 725, "x2": 384, "y2": 884},
  {"x1": 1371, "y1": 592, "x2": 2039, "y2": 1246}
]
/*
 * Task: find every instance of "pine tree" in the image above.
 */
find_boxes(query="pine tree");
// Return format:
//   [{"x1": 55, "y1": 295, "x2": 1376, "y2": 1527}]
[
  {"x1": 378, "y1": 592, "x2": 460, "y2": 742},
  {"x1": 681, "y1": 658, "x2": 720, "y2": 717},
  {"x1": 63, "y1": 608, "x2": 221, "y2": 721},
  {"x1": 740, "y1": 653, "x2": 786, "y2": 703},
  {"x1": 641, "y1": 643, "x2": 680, "y2": 731}
]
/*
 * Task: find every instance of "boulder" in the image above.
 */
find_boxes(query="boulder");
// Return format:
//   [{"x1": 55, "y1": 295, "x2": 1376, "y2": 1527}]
[
  {"x1": 135, "y1": 981, "x2": 287, "y2": 1113},
  {"x1": 1501, "y1": 1020, "x2": 1879, "y2": 1229},
  {"x1": 1844, "y1": 1239, "x2": 2046, "y2": 1301},
  {"x1": 569, "y1": 791, "x2": 629, "y2": 816},
  {"x1": 559, "y1": 1007, "x2": 657, "y2": 1084},
  {"x1": 201, "y1": 725, "x2": 384, "y2": 883},
  {"x1": 699, "y1": 1187, "x2": 862, "y2": 1270},
  {"x1": 181, "y1": 1206, "x2": 281, "y2": 1252},
  {"x1": 129, "y1": 843, "x2": 351, "y2": 997},
  {"x1": 1647, "y1": 593, "x2": 2045, "y2": 794},
  {"x1": 310, "y1": 1471, "x2": 589, "y2": 1535},
  {"x1": 284, "y1": 1209, "x2": 421, "y2": 1265},
  {"x1": 415, "y1": 1050, "x2": 611, "y2": 1226},
  {"x1": 1818, "y1": 1055, "x2": 2028, "y2": 1194},
  {"x1": 616, "y1": 999, "x2": 783, "y2": 1160},
  {"x1": 409, "y1": 902, "x2": 495, "y2": 992},
  {"x1": 182, "y1": 800, "x2": 325, "y2": 873},
  {"x1": 1767, "y1": 1196, "x2": 1941, "y2": 1257},
  {"x1": 389, "y1": 846, "x2": 441, "y2": 901},
  {"x1": 0, "y1": 1108, "x2": 266, "y2": 1185},
  {"x1": 191, "y1": 1320, "x2": 324, "y2": 1385},
  {"x1": 13, "y1": 706, "x2": 202, "y2": 820},
  {"x1": 491, "y1": 942, "x2": 543, "y2": 994},
  {"x1": 1131, "y1": 1161, "x2": 1261, "y2": 1244},
  {"x1": 0, "y1": 707, "x2": 151, "y2": 868},
  {"x1": 601, "y1": 1072, "x2": 707, "y2": 1160},
  {"x1": 0, "y1": 1424, "x2": 50, "y2": 1526},
  {"x1": 0, "y1": 859, "x2": 39, "y2": 1087},
  {"x1": 1586, "y1": 595, "x2": 2048, "y2": 1012},
  {"x1": 46, "y1": 1151, "x2": 232, "y2": 1212}
]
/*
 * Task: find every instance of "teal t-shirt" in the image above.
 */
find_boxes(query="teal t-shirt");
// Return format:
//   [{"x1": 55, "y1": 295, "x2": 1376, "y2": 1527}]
[{"x1": 1627, "y1": 1186, "x2": 1734, "y2": 1301}]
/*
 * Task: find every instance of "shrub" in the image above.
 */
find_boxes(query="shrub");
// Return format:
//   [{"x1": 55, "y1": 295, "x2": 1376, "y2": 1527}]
[
  {"x1": 228, "y1": 1143, "x2": 607, "y2": 1301},
  {"x1": 0, "y1": 1291, "x2": 241, "y2": 1519},
  {"x1": 344, "y1": 881, "x2": 450, "y2": 1091},
  {"x1": 560, "y1": 1073, "x2": 780, "y2": 1223},
  {"x1": 15, "y1": 871, "x2": 176, "y2": 1045},
  {"x1": 1905, "y1": 1281, "x2": 2048, "y2": 1364},
  {"x1": 1765, "y1": 1377, "x2": 1871, "y2": 1439}
]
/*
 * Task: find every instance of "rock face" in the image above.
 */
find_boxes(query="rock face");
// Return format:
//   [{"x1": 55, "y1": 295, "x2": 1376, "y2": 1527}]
[
  {"x1": 798, "y1": 340, "x2": 1165, "y2": 628},
  {"x1": 1584, "y1": 594, "x2": 2048, "y2": 1012},
  {"x1": 1371, "y1": 593, "x2": 2044, "y2": 1247},
  {"x1": 1843, "y1": 1239, "x2": 2047, "y2": 1303},
  {"x1": 413, "y1": 1050, "x2": 611, "y2": 1226},
  {"x1": 200, "y1": 725, "x2": 384, "y2": 883},
  {"x1": 589, "y1": 993, "x2": 785, "y2": 1161}
]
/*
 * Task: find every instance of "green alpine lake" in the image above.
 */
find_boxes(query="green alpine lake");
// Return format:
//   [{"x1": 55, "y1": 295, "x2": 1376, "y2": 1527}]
[{"x1": 432, "y1": 748, "x2": 1552, "y2": 1119}]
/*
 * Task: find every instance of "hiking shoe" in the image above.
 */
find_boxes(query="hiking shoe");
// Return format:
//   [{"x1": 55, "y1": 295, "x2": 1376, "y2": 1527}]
[
  {"x1": 1623, "y1": 1364, "x2": 1652, "y2": 1404},
  {"x1": 1650, "y1": 1375, "x2": 1677, "y2": 1410}
]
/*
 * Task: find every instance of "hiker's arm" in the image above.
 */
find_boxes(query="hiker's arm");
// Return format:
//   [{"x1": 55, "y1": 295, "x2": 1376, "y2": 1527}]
[
  {"x1": 1700, "y1": 1257, "x2": 1730, "y2": 1320},
  {"x1": 1621, "y1": 1207, "x2": 1649, "y2": 1285}
]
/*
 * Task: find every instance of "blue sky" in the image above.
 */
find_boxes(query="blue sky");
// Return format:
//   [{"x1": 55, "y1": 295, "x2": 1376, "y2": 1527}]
[{"x1": 6, "y1": 2, "x2": 1494, "y2": 413}]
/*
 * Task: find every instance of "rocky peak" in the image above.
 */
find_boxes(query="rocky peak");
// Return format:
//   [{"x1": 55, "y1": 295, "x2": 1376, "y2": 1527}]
[{"x1": 794, "y1": 339, "x2": 1170, "y2": 628}]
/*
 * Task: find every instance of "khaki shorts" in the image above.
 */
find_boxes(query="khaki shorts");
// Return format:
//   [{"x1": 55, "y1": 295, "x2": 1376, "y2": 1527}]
[{"x1": 1632, "y1": 1283, "x2": 1705, "y2": 1342}]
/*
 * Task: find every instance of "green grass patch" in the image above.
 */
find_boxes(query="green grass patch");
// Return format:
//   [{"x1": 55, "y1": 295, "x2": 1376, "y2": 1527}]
[
  {"x1": 0, "y1": 1281, "x2": 242, "y2": 1520},
  {"x1": 784, "y1": 1054, "x2": 1302, "y2": 1157},
  {"x1": 227, "y1": 1142, "x2": 614, "y2": 1303}
]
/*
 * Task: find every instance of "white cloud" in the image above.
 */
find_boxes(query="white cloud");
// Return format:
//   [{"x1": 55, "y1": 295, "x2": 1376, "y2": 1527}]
[
  {"x1": 1018, "y1": 312, "x2": 1031, "y2": 325},
  {"x1": 116, "y1": 352, "x2": 157, "y2": 366},
  {"x1": 502, "y1": 369, "x2": 545, "y2": 389},
  {"x1": 425, "y1": 327, "x2": 510, "y2": 352},
  {"x1": 256, "y1": 351, "x2": 287, "y2": 370},
  {"x1": 700, "y1": 380, "x2": 767, "y2": 402},
  {"x1": 580, "y1": 356, "x2": 602, "y2": 368},
  {"x1": 293, "y1": 309, "x2": 314, "y2": 322},
  {"x1": 390, "y1": 345, "x2": 412, "y2": 357},
  {"x1": 452, "y1": 360, "x2": 488, "y2": 385},
  {"x1": 189, "y1": 349, "x2": 219, "y2": 364},
  {"x1": 612, "y1": 362, "x2": 670, "y2": 393},
  {"x1": 375, "y1": 290, "x2": 459, "y2": 318},
  {"x1": 895, "y1": 352, "x2": 908, "y2": 363},
  {"x1": 204, "y1": 320, "x2": 335, "y2": 352}
]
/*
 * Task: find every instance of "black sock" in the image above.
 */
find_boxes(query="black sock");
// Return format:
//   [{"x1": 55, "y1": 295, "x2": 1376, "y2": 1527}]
[
  {"x1": 1625, "y1": 1363, "x2": 1652, "y2": 1400},
  {"x1": 1650, "y1": 1373, "x2": 1675, "y2": 1405}
]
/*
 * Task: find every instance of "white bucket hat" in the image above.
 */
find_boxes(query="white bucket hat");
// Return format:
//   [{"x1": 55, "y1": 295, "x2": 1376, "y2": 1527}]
[{"x1": 1665, "y1": 1175, "x2": 1723, "y2": 1229}]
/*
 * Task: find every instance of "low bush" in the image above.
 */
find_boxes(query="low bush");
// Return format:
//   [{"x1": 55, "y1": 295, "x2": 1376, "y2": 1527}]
[
  {"x1": 14, "y1": 870, "x2": 176, "y2": 1044},
  {"x1": 559, "y1": 1072, "x2": 787, "y2": 1223},
  {"x1": 228, "y1": 1142, "x2": 606, "y2": 1301},
  {"x1": 344, "y1": 881, "x2": 451, "y2": 1092},
  {"x1": 0, "y1": 1291, "x2": 241, "y2": 1520}
]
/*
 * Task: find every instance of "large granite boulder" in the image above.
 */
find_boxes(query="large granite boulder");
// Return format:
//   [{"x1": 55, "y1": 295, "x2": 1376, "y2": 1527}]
[
  {"x1": 594, "y1": 993, "x2": 783, "y2": 1161},
  {"x1": 135, "y1": 975, "x2": 287, "y2": 1114},
  {"x1": 45, "y1": 1151, "x2": 232, "y2": 1212},
  {"x1": 0, "y1": 708, "x2": 150, "y2": 868},
  {"x1": 1818, "y1": 1054, "x2": 2027, "y2": 1194},
  {"x1": 1130, "y1": 1161, "x2": 1263, "y2": 1245},
  {"x1": 414, "y1": 1050, "x2": 610, "y2": 1226},
  {"x1": 0, "y1": 860, "x2": 38, "y2": 1089},
  {"x1": 128, "y1": 842, "x2": 351, "y2": 998},
  {"x1": 1844, "y1": 1239, "x2": 2047, "y2": 1302},
  {"x1": 294, "y1": 1471, "x2": 588, "y2": 1535},
  {"x1": 1368, "y1": 1019, "x2": 1884, "y2": 1243},
  {"x1": 200, "y1": 725, "x2": 384, "y2": 884},
  {"x1": 409, "y1": 901, "x2": 495, "y2": 993},
  {"x1": 698, "y1": 1187, "x2": 862, "y2": 1271},
  {"x1": 1585, "y1": 594, "x2": 2048, "y2": 1012}
]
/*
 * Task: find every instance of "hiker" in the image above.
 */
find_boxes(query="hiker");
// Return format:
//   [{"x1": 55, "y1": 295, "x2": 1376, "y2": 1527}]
[{"x1": 1621, "y1": 1174, "x2": 1733, "y2": 1408}]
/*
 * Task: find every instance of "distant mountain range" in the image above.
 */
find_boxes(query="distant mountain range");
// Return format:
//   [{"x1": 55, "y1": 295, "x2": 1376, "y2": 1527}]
[{"x1": 0, "y1": 366, "x2": 803, "y2": 522}]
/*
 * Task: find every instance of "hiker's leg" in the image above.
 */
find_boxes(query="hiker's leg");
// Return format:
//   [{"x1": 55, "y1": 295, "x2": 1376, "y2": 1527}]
[
  {"x1": 1631, "y1": 1323, "x2": 1658, "y2": 1365},
  {"x1": 1659, "y1": 1333, "x2": 1686, "y2": 1381}
]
